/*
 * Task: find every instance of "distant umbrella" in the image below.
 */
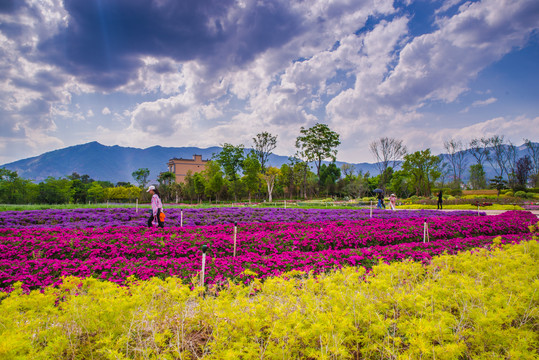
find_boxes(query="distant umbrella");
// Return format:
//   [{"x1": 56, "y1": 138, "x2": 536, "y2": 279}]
[{"x1": 374, "y1": 189, "x2": 383, "y2": 193}]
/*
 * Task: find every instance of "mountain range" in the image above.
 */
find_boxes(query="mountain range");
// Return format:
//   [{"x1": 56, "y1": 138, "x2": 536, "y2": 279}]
[
  {"x1": 0, "y1": 141, "x2": 378, "y2": 183},
  {"x1": 0, "y1": 141, "x2": 535, "y2": 184}
]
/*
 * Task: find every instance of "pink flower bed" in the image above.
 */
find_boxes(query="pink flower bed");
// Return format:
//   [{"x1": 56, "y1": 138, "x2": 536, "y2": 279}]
[{"x1": 1, "y1": 211, "x2": 536, "y2": 292}]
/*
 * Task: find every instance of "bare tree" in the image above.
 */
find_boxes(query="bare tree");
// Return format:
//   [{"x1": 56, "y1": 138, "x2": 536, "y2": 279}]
[
  {"x1": 252, "y1": 132, "x2": 277, "y2": 174},
  {"x1": 443, "y1": 139, "x2": 467, "y2": 187},
  {"x1": 486, "y1": 135, "x2": 506, "y2": 178},
  {"x1": 369, "y1": 137, "x2": 407, "y2": 188},
  {"x1": 524, "y1": 139, "x2": 539, "y2": 186},
  {"x1": 468, "y1": 138, "x2": 491, "y2": 167},
  {"x1": 503, "y1": 141, "x2": 518, "y2": 188}
]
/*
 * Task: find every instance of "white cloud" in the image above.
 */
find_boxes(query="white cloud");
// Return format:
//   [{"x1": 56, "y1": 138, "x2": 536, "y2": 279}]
[
  {"x1": 461, "y1": 97, "x2": 498, "y2": 113},
  {"x1": 101, "y1": 107, "x2": 111, "y2": 115}
]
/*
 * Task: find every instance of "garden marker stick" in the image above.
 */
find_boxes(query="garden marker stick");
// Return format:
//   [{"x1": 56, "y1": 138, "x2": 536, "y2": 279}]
[
  {"x1": 233, "y1": 221, "x2": 237, "y2": 257},
  {"x1": 180, "y1": 209, "x2": 183, "y2": 227},
  {"x1": 201, "y1": 245, "x2": 207, "y2": 287},
  {"x1": 423, "y1": 219, "x2": 430, "y2": 243},
  {"x1": 370, "y1": 201, "x2": 373, "y2": 218},
  {"x1": 136, "y1": 198, "x2": 138, "y2": 213},
  {"x1": 423, "y1": 219, "x2": 426, "y2": 243}
]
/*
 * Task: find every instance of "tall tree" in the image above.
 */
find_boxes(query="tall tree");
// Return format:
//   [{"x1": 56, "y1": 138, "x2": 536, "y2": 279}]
[
  {"x1": 524, "y1": 139, "x2": 539, "y2": 187},
  {"x1": 252, "y1": 132, "x2": 277, "y2": 174},
  {"x1": 486, "y1": 135, "x2": 506, "y2": 178},
  {"x1": 468, "y1": 164, "x2": 487, "y2": 190},
  {"x1": 295, "y1": 123, "x2": 341, "y2": 178},
  {"x1": 242, "y1": 151, "x2": 262, "y2": 202},
  {"x1": 468, "y1": 138, "x2": 490, "y2": 167},
  {"x1": 443, "y1": 138, "x2": 467, "y2": 188},
  {"x1": 401, "y1": 149, "x2": 441, "y2": 196},
  {"x1": 319, "y1": 163, "x2": 341, "y2": 196},
  {"x1": 132, "y1": 168, "x2": 150, "y2": 189},
  {"x1": 203, "y1": 160, "x2": 225, "y2": 202},
  {"x1": 261, "y1": 167, "x2": 280, "y2": 202},
  {"x1": 214, "y1": 143, "x2": 245, "y2": 201},
  {"x1": 369, "y1": 137, "x2": 407, "y2": 188},
  {"x1": 503, "y1": 141, "x2": 519, "y2": 188},
  {"x1": 157, "y1": 171, "x2": 176, "y2": 186},
  {"x1": 515, "y1": 156, "x2": 532, "y2": 190}
]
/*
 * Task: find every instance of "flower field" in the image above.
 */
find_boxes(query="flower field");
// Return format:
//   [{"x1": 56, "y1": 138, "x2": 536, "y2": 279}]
[
  {"x1": 0, "y1": 206, "x2": 486, "y2": 228},
  {"x1": 0, "y1": 208, "x2": 536, "y2": 292}
]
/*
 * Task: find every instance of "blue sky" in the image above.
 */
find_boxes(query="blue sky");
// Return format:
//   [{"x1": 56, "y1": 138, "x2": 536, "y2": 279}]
[{"x1": 0, "y1": 0, "x2": 538, "y2": 165}]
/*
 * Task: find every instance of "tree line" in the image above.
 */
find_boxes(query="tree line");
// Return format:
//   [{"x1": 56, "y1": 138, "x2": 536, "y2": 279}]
[{"x1": 1, "y1": 126, "x2": 538, "y2": 204}]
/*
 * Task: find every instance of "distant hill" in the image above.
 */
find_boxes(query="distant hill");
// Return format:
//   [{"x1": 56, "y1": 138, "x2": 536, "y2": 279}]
[
  {"x1": 0, "y1": 141, "x2": 535, "y2": 184},
  {"x1": 0, "y1": 141, "x2": 378, "y2": 183}
]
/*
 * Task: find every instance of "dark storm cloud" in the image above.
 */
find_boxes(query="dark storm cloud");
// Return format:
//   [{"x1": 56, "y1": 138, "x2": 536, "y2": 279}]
[{"x1": 38, "y1": 0, "x2": 301, "y2": 89}]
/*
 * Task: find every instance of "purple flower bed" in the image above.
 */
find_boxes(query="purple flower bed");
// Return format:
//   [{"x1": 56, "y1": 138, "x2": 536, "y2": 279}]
[
  {"x1": 0, "y1": 207, "x2": 486, "y2": 228},
  {"x1": 0, "y1": 210, "x2": 535, "y2": 291}
]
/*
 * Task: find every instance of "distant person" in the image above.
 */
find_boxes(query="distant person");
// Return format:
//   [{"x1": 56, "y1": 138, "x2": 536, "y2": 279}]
[
  {"x1": 389, "y1": 193, "x2": 397, "y2": 211},
  {"x1": 377, "y1": 192, "x2": 386, "y2": 209},
  {"x1": 437, "y1": 190, "x2": 443, "y2": 210},
  {"x1": 147, "y1": 185, "x2": 164, "y2": 228}
]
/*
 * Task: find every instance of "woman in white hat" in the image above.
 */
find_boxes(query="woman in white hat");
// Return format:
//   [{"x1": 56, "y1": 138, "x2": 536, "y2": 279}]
[
  {"x1": 389, "y1": 193, "x2": 397, "y2": 211},
  {"x1": 147, "y1": 185, "x2": 164, "y2": 228}
]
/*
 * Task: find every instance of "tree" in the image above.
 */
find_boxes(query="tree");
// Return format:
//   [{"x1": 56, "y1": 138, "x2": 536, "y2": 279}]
[
  {"x1": 503, "y1": 141, "x2": 519, "y2": 189},
  {"x1": 132, "y1": 168, "x2": 150, "y2": 189},
  {"x1": 241, "y1": 152, "x2": 262, "y2": 202},
  {"x1": 486, "y1": 135, "x2": 506, "y2": 178},
  {"x1": 468, "y1": 138, "x2": 490, "y2": 167},
  {"x1": 203, "y1": 160, "x2": 225, "y2": 202},
  {"x1": 401, "y1": 149, "x2": 441, "y2": 196},
  {"x1": 524, "y1": 139, "x2": 539, "y2": 187},
  {"x1": 87, "y1": 182, "x2": 105, "y2": 203},
  {"x1": 443, "y1": 139, "x2": 467, "y2": 188},
  {"x1": 515, "y1": 156, "x2": 532, "y2": 190},
  {"x1": 295, "y1": 123, "x2": 341, "y2": 178},
  {"x1": 214, "y1": 143, "x2": 245, "y2": 201},
  {"x1": 369, "y1": 137, "x2": 407, "y2": 188},
  {"x1": 340, "y1": 163, "x2": 355, "y2": 180},
  {"x1": 192, "y1": 172, "x2": 206, "y2": 202},
  {"x1": 38, "y1": 177, "x2": 72, "y2": 204},
  {"x1": 489, "y1": 176, "x2": 507, "y2": 198},
  {"x1": 0, "y1": 169, "x2": 35, "y2": 204},
  {"x1": 252, "y1": 132, "x2": 277, "y2": 174},
  {"x1": 388, "y1": 170, "x2": 413, "y2": 198},
  {"x1": 157, "y1": 171, "x2": 176, "y2": 186},
  {"x1": 70, "y1": 179, "x2": 88, "y2": 203},
  {"x1": 468, "y1": 164, "x2": 487, "y2": 190},
  {"x1": 319, "y1": 163, "x2": 341, "y2": 196},
  {"x1": 261, "y1": 167, "x2": 280, "y2": 202}
]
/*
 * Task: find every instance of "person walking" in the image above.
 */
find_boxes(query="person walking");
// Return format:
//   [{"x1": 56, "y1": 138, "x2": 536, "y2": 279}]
[
  {"x1": 389, "y1": 193, "x2": 397, "y2": 211},
  {"x1": 147, "y1": 185, "x2": 164, "y2": 228},
  {"x1": 377, "y1": 191, "x2": 386, "y2": 209},
  {"x1": 437, "y1": 190, "x2": 443, "y2": 210}
]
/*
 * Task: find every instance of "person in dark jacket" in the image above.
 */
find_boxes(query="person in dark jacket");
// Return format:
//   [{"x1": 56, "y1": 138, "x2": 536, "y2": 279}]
[
  {"x1": 377, "y1": 192, "x2": 386, "y2": 209},
  {"x1": 437, "y1": 190, "x2": 443, "y2": 210}
]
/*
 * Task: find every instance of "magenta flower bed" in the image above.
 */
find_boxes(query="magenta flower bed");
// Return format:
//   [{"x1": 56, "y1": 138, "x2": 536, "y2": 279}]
[
  {"x1": 0, "y1": 211, "x2": 535, "y2": 291},
  {"x1": 0, "y1": 207, "x2": 485, "y2": 228}
]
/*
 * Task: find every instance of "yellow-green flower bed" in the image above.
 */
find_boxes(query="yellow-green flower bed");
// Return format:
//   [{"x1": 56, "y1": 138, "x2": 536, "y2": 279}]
[
  {"x1": 397, "y1": 203, "x2": 524, "y2": 210},
  {"x1": 1, "y1": 240, "x2": 538, "y2": 359}
]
